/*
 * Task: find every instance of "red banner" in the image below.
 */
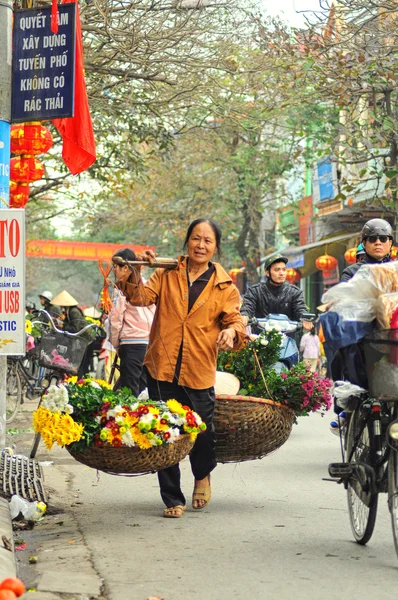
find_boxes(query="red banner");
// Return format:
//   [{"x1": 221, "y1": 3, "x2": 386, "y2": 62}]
[{"x1": 26, "y1": 240, "x2": 154, "y2": 261}]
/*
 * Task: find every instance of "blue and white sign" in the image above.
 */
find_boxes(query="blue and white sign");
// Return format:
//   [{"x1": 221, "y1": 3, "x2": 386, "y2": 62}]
[
  {"x1": 287, "y1": 253, "x2": 304, "y2": 269},
  {"x1": 12, "y1": 5, "x2": 76, "y2": 122},
  {"x1": 0, "y1": 122, "x2": 10, "y2": 210},
  {"x1": 317, "y1": 158, "x2": 334, "y2": 201},
  {"x1": 312, "y1": 157, "x2": 338, "y2": 203}
]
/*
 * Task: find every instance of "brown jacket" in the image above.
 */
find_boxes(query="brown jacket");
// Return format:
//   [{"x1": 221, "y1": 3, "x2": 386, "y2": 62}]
[{"x1": 118, "y1": 255, "x2": 247, "y2": 389}]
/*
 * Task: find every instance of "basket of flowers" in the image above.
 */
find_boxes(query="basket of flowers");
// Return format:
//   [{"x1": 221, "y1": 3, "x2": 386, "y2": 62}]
[
  {"x1": 215, "y1": 331, "x2": 332, "y2": 463},
  {"x1": 33, "y1": 378, "x2": 206, "y2": 476}
]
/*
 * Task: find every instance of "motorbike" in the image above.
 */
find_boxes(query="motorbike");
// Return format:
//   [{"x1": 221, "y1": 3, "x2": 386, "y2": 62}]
[{"x1": 248, "y1": 312, "x2": 316, "y2": 373}]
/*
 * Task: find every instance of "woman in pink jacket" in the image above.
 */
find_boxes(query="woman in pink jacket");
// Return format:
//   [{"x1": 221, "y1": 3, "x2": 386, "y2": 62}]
[{"x1": 110, "y1": 249, "x2": 155, "y2": 396}]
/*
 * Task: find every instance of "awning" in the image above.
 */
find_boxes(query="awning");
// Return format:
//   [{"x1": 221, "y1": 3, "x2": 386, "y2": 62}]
[{"x1": 260, "y1": 231, "x2": 359, "y2": 278}]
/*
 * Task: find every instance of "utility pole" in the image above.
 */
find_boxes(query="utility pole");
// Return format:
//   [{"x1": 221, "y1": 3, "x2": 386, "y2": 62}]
[{"x1": 0, "y1": 0, "x2": 12, "y2": 447}]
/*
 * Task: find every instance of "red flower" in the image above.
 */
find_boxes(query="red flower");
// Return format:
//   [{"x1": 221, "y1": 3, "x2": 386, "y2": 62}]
[
  {"x1": 138, "y1": 406, "x2": 149, "y2": 415},
  {"x1": 163, "y1": 432, "x2": 171, "y2": 440},
  {"x1": 112, "y1": 438, "x2": 122, "y2": 447},
  {"x1": 160, "y1": 418, "x2": 168, "y2": 425}
]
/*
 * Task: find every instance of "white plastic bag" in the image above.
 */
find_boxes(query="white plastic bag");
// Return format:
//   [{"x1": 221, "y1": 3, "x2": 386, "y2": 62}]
[{"x1": 9, "y1": 495, "x2": 46, "y2": 521}]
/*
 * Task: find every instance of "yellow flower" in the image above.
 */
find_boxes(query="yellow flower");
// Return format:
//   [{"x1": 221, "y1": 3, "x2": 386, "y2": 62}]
[
  {"x1": 166, "y1": 399, "x2": 184, "y2": 414},
  {"x1": 131, "y1": 428, "x2": 152, "y2": 449},
  {"x1": 25, "y1": 319, "x2": 32, "y2": 334},
  {"x1": 65, "y1": 376, "x2": 78, "y2": 384}
]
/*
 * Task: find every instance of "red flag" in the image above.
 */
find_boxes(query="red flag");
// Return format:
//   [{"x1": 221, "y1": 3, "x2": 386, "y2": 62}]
[
  {"x1": 51, "y1": 0, "x2": 59, "y2": 34},
  {"x1": 52, "y1": 0, "x2": 96, "y2": 175}
]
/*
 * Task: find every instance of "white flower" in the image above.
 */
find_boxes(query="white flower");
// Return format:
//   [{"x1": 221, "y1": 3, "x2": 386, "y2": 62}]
[
  {"x1": 139, "y1": 413, "x2": 154, "y2": 425},
  {"x1": 65, "y1": 404, "x2": 74, "y2": 414},
  {"x1": 121, "y1": 429, "x2": 135, "y2": 447},
  {"x1": 90, "y1": 381, "x2": 101, "y2": 389},
  {"x1": 260, "y1": 339, "x2": 269, "y2": 347},
  {"x1": 167, "y1": 428, "x2": 181, "y2": 443}
]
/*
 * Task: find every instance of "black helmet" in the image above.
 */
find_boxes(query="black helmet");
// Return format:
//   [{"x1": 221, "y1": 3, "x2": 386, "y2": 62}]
[
  {"x1": 264, "y1": 254, "x2": 289, "y2": 272},
  {"x1": 361, "y1": 218, "x2": 393, "y2": 241}
]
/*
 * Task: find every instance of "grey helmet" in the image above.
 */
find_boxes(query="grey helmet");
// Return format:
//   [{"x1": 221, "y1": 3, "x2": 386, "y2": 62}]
[
  {"x1": 264, "y1": 254, "x2": 289, "y2": 272},
  {"x1": 361, "y1": 218, "x2": 393, "y2": 241},
  {"x1": 39, "y1": 290, "x2": 53, "y2": 302}
]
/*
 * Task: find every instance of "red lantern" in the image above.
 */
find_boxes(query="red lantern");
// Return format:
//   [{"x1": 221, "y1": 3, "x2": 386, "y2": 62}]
[
  {"x1": 344, "y1": 247, "x2": 357, "y2": 264},
  {"x1": 322, "y1": 269, "x2": 333, "y2": 278},
  {"x1": 285, "y1": 267, "x2": 302, "y2": 283},
  {"x1": 9, "y1": 182, "x2": 30, "y2": 208},
  {"x1": 11, "y1": 122, "x2": 53, "y2": 156},
  {"x1": 315, "y1": 254, "x2": 338, "y2": 271},
  {"x1": 10, "y1": 155, "x2": 45, "y2": 183}
]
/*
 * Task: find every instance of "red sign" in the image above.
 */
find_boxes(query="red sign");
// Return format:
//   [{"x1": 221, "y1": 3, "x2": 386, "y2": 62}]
[
  {"x1": 298, "y1": 196, "x2": 314, "y2": 246},
  {"x1": 26, "y1": 240, "x2": 154, "y2": 261}
]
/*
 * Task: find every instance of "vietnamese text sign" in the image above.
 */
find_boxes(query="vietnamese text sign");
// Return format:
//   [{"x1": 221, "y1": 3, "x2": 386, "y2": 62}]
[
  {"x1": 0, "y1": 210, "x2": 25, "y2": 355},
  {"x1": 12, "y1": 5, "x2": 76, "y2": 122},
  {"x1": 27, "y1": 240, "x2": 155, "y2": 261}
]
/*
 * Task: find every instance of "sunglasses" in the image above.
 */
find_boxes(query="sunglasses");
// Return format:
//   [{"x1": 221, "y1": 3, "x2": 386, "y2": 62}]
[{"x1": 366, "y1": 235, "x2": 392, "y2": 244}]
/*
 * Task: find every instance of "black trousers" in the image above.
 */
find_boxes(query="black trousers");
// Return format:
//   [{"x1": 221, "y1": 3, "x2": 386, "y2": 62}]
[
  {"x1": 119, "y1": 344, "x2": 147, "y2": 397},
  {"x1": 145, "y1": 368, "x2": 217, "y2": 508}
]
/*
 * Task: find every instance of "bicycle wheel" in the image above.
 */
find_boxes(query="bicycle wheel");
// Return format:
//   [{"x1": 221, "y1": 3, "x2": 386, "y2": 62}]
[
  {"x1": 388, "y1": 449, "x2": 398, "y2": 558},
  {"x1": 346, "y1": 407, "x2": 378, "y2": 544},
  {"x1": 6, "y1": 362, "x2": 22, "y2": 423}
]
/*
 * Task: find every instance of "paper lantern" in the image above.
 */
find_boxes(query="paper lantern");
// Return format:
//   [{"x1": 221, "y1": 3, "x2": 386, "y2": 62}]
[
  {"x1": 344, "y1": 247, "x2": 357, "y2": 264},
  {"x1": 9, "y1": 182, "x2": 30, "y2": 208},
  {"x1": 285, "y1": 267, "x2": 302, "y2": 283},
  {"x1": 10, "y1": 155, "x2": 45, "y2": 183},
  {"x1": 315, "y1": 254, "x2": 338, "y2": 271},
  {"x1": 11, "y1": 122, "x2": 53, "y2": 156}
]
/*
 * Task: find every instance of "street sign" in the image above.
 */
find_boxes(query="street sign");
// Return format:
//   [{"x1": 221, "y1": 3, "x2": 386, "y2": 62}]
[
  {"x1": 0, "y1": 209, "x2": 25, "y2": 355},
  {"x1": 312, "y1": 157, "x2": 338, "y2": 204},
  {"x1": 12, "y1": 5, "x2": 76, "y2": 122}
]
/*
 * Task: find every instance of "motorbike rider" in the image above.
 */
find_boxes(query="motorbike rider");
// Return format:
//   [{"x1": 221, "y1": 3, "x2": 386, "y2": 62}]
[
  {"x1": 330, "y1": 218, "x2": 394, "y2": 433},
  {"x1": 341, "y1": 218, "x2": 393, "y2": 281},
  {"x1": 355, "y1": 243, "x2": 365, "y2": 263},
  {"x1": 38, "y1": 290, "x2": 61, "y2": 322},
  {"x1": 240, "y1": 255, "x2": 313, "y2": 331}
]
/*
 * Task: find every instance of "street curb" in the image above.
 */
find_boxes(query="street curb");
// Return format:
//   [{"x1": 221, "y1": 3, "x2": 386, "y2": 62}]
[{"x1": 0, "y1": 496, "x2": 16, "y2": 580}]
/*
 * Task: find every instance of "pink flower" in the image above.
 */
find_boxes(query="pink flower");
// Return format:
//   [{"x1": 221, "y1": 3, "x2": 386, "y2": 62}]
[{"x1": 281, "y1": 373, "x2": 288, "y2": 380}]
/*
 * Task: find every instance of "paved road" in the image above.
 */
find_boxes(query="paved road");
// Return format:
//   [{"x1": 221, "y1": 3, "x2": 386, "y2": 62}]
[{"x1": 11, "y1": 408, "x2": 398, "y2": 599}]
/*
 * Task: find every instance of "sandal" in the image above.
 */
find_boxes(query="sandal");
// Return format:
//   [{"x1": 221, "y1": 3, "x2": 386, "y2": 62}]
[
  {"x1": 163, "y1": 505, "x2": 186, "y2": 519},
  {"x1": 192, "y1": 478, "x2": 211, "y2": 510}
]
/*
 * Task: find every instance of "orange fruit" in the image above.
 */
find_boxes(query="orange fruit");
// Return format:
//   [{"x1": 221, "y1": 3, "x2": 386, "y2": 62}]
[
  {"x1": 0, "y1": 590, "x2": 17, "y2": 600},
  {"x1": 0, "y1": 577, "x2": 25, "y2": 596}
]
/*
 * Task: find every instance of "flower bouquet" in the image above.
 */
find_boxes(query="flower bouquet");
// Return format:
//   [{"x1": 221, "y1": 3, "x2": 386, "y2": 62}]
[
  {"x1": 266, "y1": 363, "x2": 333, "y2": 419},
  {"x1": 217, "y1": 331, "x2": 332, "y2": 419},
  {"x1": 33, "y1": 377, "x2": 206, "y2": 475}
]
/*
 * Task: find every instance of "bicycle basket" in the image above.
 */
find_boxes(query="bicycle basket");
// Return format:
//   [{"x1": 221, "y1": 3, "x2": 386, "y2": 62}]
[
  {"x1": 38, "y1": 330, "x2": 89, "y2": 375},
  {"x1": 363, "y1": 329, "x2": 398, "y2": 399}
]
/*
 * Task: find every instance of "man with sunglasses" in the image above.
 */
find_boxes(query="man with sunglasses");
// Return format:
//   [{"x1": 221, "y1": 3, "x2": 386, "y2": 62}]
[
  {"x1": 330, "y1": 218, "x2": 394, "y2": 434},
  {"x1": 341, "y1": 218, "x2": 393, "y2": 282}
]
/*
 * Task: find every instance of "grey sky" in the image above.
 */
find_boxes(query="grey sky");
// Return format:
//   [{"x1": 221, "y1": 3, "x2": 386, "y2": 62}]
[{"x1": 261, "y1": 0, "x2": 323, "y2": 26}]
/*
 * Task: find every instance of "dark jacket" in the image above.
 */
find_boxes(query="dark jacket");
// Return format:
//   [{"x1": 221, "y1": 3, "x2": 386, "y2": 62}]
[
  {"x1": 240, "y1": 280, "x2": 307, "y2": 321},
  {"x1": 340, "y1": 252, "x2": 391, "y2": 282},
  {"x1": 63, "y1": 306, "x2": 92, "y2": 340}
]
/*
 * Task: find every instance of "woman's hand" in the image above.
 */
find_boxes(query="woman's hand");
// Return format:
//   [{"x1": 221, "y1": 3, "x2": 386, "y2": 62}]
[
  {"x1": 135, "y1": 249, "x2": 158, "y2": 265},
  {"x1": 216, "y1": 328, "x2": 237, "y2": 351}
]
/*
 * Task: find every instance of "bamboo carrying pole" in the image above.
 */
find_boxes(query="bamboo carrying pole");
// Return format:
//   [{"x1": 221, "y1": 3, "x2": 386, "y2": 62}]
[{"x1": 112, "y1": 256, "x2": 178, "y2": 269}]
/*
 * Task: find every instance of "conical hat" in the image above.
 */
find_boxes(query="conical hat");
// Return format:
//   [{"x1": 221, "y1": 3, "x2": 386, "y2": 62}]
[
  {"x1": 51, "y1": 290, "x2": 79, "y2": 307},
  {"x1": 83, "y1": 306, "x2": 101, "y2": 318},
  {"x1": 215, "y1": 371, "x2": 240, "y2": 395}
]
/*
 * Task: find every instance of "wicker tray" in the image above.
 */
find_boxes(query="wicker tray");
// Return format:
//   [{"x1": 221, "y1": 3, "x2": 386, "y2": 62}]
[
  {"x1": 66, "y1": 434, "x2": 195, "y2": 476},
  {"x1": 214, "y1": 394, "x2": 294, "y2": 463}
]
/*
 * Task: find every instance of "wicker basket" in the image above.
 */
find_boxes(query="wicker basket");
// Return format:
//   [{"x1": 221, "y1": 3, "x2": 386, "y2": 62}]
[
  {"x1": 214, "y1": 394, "x2": 294, "y2": 463},
  {"x1": 65, "y1": 434, "x2": 195, "y2": 476}
]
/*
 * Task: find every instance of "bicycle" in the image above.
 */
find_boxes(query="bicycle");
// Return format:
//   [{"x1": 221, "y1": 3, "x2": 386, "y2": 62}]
[
  {"x1": 29, "y1": 310, "x2": 101, "y2": 458},
  {"x1": 328, "y1": 329, "x2": 398, "y2": 558}
]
